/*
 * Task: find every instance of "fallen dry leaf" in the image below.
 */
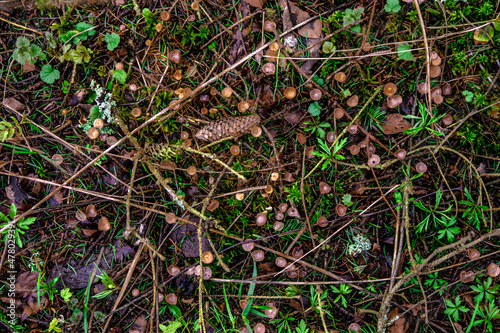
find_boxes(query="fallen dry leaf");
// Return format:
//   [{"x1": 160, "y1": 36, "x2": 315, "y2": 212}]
[
  {"x1": 381, "y1": 114, "x2": 412, "y2": 134},
  {"x1": 244, "y1": 0, "x2": 266, "y2": 8},
  {"x1": 23, "y1": 60, "x2": 36, "y2": 73},
  {"x1": 387, "y1": 308, "x2": 410, "y2": 333},
  {"x1": 2, "y1": 97, "x2": 25, "y2": 112}
]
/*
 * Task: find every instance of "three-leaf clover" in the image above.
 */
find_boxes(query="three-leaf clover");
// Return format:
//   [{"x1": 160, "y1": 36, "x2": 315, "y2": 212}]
[
  {"x1": 385, "y1": 0, "x2": 401, "y2": 13},
  {"x1": 462, "y1": 90, "x2": 474, "y2": 103},
  {"x1": 443, "y1": 296, "x2": 468, "y2": 322},
  {"x1": 104, "y1": 33, "x2": 120, "y2": 51},
  {"x1": 40, "y1": 64, "x2": 61, "y2": 84}
]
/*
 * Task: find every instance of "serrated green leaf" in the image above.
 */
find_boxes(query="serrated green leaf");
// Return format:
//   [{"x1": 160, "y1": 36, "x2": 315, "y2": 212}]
[
  {"x1": 112, "y1": 69, "x2": 127, "y2": 84},
  {"x1": 397, "y1": 43, "x2": 414, "y2": 61},
  {"x1": 40, "y1": 64, "x2": 60, "y2": 84},
  {"x1": 322, "y1": 41, "x2": 336, "y2": 54},
  {"x1": 104, "y1": 33, "x2": 120, "y2": 51},
  {"x1": 160, "y1": 320, "x2": 182, "y2": 333}
]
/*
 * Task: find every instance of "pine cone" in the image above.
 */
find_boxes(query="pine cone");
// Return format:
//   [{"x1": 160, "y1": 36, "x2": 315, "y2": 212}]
[{"x1": 195, "y1": 115, "x2": 261, "y2": 142}]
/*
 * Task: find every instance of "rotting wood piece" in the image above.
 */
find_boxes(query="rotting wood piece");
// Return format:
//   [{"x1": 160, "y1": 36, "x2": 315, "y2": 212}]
[{"x1": 195, "y1": 115, "x2": 261, "y2": 142}]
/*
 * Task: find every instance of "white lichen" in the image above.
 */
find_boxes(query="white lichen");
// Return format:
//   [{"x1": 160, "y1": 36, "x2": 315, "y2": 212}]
[
  {"x1": 347, "y1": 234, "x2": 371, "y2": 256},
  {"x1": 90, "y1": 80, "x2": 116, "y2": 124}
]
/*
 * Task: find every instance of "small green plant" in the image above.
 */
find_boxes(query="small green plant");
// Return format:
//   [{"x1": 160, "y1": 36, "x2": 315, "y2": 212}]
[
  {"x1": 0, "y1": 203, "x2": 36, "y2": 248},
  {"x1": 59, "y1": 22, "x2": 96, "y2": 44},
  {"x1": 285, "y1": 183, "x2": 302, "y2": 205},
  {"x1": 303, "y1": 120, "x2": 330, "y2": 139},
  {"x1": 472, "y1": 301, "x2": 500, "y2": 333},
  {"x1": 384, "y1": 0, "x2": 401, "y2": 13},
  {"x1": 414, "y1": 188, "x2": 452, "y2": 233},
  {"x1": 443, "y1": 296, "x2": 468, "y2": 321},
  {"x1": 40, "y1": 277, "x2": 59, "y2": 301},
  {"x1": 142, "y1": 8, "x2": 157, "y2": 37},
  {"x1": 343, "y1": 7, "x2": 364, "y2": 33},
  {"x1": 0, "y1": 118, "x2": 21, "y2": 142},
  {"x1": 60, "y1": 288, "x2": 73, "y2": 302},
  {"x1": 40, "y1": 64, "x2": 60, "y2": 84},
  {"x1": 404, "y1": 102, "x2": 445, "y2": 136},
  {"x1": 363, "y1": 106, "x2": 386, "y2": 131},
  {"x1": 12, "y1": 36, "x2": 45, "y2": 65},
  {"x1": 48, "y1": 317, "x2": 62, "y2": 332},
  {"x1": 397, "y1": 43, "x2": 414, "y2": 61},
  {"x1": 159, "y1": 320, "x2": 183, "y2": 333},
  {"x1": 460, "y1": 187, "x2": 487, "y2": 230},
  {"x1": 471, "y1": 277, "x2": 499, "y2": 304},
  {"x1": 347, "y1": 234, "x2": 371, "y2": 256},
  {"x1": 295, "y1": 319, "x2": 312, "y2": 333},
  {"x1": 104, "y1": 33, "x2": 120, "y2": 51},
  {"x1": 330, "y1": 284, "x2": 352, "y2": 308},
  {"x1": 462, "y1": 90, "x2": 474, "y2": 103},
  {"x1": 342, "y1": 194, "x2": 353, "y2": 207},
  {"x1": 312, "y1": 137, "x2": 348, "y2": 170},
  {"x1": 322, "y1": 41, "x2": 336, "y2": 54},
  {"x1": 437, "y1": 216, "x2": 460, "y2": 242},
  {"x1": 93, "y1": 272, "x2": 118, "y2": 299},
  {"x1": 308, "y1": 102, "x2": 322, "y2": 116},
  {"x1": 424, "y1": 272, "x2": 446, "y2": 295}
]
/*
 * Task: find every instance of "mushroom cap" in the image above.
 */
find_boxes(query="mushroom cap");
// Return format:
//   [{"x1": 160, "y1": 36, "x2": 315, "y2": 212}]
[
  {"x1": 361, "y1": 42, "x2": 371, "y2": 52},
  {"x1": 131, "y1": 107, "x2": 142, "y2": 117},
  {"x1": 270, "y1": 172, "x2": 279, "y2": 181},
  {"x1": 242, "y1": 241, "x2": 255, "y2": 252},
  {"x1": 165, "y1": 293, "x2": 177, "y2": 305},
  {"x1": 319, "y1": 181, "x2": 331, "y2": 194},
  {"x1": 207, "y1": 199, "x2": 219, "y2": 212},
  {"x1": 167, "y1": 265, "x2": 180, "y2": 276},
  {"x1": 367, "y1": 154, "x2": 381, "y2": 167},
  {"x1": 349, "y1": 145, "x2": 360, "y2": 155},
  {"x1": 417, "y1": 82, "x2": 428, "y2": 94},
  {"x1": 256, "y1": 212, "x2": 268, "y2": 226},
  {"x1": 265, "y1": 306, "x2": 279, "y2": 319},
  {"x1": 251, "y1": 126, "x2": 262, "y2": 137},
  {"x1": 87, "y1": 127, "x2": 100, "y2": 140},
  {"x1": 173, "y1": 70, "x2": 182, "y2": 81},
  {"x1": 287, "y1": 207, "x2": 299, "y2": 217},
  {"x1": 395, "y1": 149, "x2": 407, "y2": 160},
  {"x1": 180, "y1": 131, "x2": 189, "y2": 139},
  {"x1": 273, "y1": 221, "x2": 284, "y2": 231},
  {"x1": 202, "y1": 267, "x2": 212, "y2": 279},
  {"x1": 186, "y1": 166, "x2": 197, "y2": 176},
  {"x1": 387, "y1": 95, "x2": 403, "y2": 108},
  {"x1": 433, "y1": 94, "x2": 444, "y2": 104},
  {"x1": 279, "y1": 203, "x2": 288, "y2": 212},
  {"x1": 347, "y1": 125, "x2": 358, "y2": 134},
  {"x1": 310, "y1": 89, "x2": 322, "y2": 101},
  {"x1": 326, "y1": 131, "x2": 336, "y2": 143},
  {"x1": 334, "y1": 72, "x2": 347, "y2": 83},
  {"x1": 230, "y1": 145, "x2": 240, "y2": 156},
  {"x1": 442, "y1": 114, "x2": 453, "y2": 126},
  {"x1": 98, "y1": 216, "x2": 110, "y2": 231},
  {"x1": 317, "y1": 216, "x2": 328, "y2": 227},
  {"x1": 442, "y1": 83, "x2": 452, "y2": 95},
  {"x1": 221, "y1": 87, "x2": 233, "y2": 98},
  {"x1": 275, "y1": 211, "x2": 284, "y2": 221},
  {"x1": 168, "y1": 50, "x2": 182, "y2": 64},
  {"x1": 283, "y1": 87, "x2": 297, "y2": 99},
  {"x1": 487, "y1": 263, "x2": 500, "y2": 278},
  {"x1": 336, "y1": 204, "x2": 347, "y2": 217},
  {"x1": 275, "y1": 257, "x2": 287, "y2": 268},
  {"x1": 264, "y1": 21, "x2": 276, "y2": 32},
  {"x1": 251, "y1": 250, "x2": 265, "y2": 261},
  {"x1": 383, "y1": 83, "x2": 397, "y2": 97},
  {"x1": 132, "y1": 289, "x2": 140, "y2": 297},
  {"x1": 334, "y1": 108, "x2": 345, "y2": 119},
  {"x1": 429, "y1": 65, "x2": 441, "y2": 78},
  {"x1": 431, "y1": 87, "x2": 442, "y2": 98},
  {"x1": 202, "y1": 251, "x2": 214, "y2": 264},
  {"x1": 254, "y1": 323, "x2": 266, "y2": 333},
  {"x1": 52, "y1": 154, "x2": 63, "y2": 165},
  {"x1": 262, "y1": 62, "x2": 276, "y2": 75},
  {"x1": 415, "y1": 162, "x2": 427, "y2": 173},
  {"x1": 235, "y1": 193, "x2": 245, "y2": 201},
  {"x1": 238, "y1": 101, "x2": 250, "y2": 113},
  {"x1": 292, "y1": 247, "x2": 304, "y2": 258},
  {"x1": 347, "y1": 95, "x2": 359, "y2": 107}
]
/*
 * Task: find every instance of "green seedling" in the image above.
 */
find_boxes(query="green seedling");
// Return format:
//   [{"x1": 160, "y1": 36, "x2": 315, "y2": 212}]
[
  {"x1": 40, "y1": 64, "x2": 60, "y2": 84},
  {"x1": 12, "y1": 36, "x2": 45, "y2": 65},
  {"x1": 385, "y1": 0, "x2": 401, "y2": 13},
  {"x1": 444, "y1": 296, "x2": 468, "y2": 321},
  {"x1": 471, "y1": 277, "x2": 499, "y2": 304},
  {"x1": 308, "y1": 102, "x2": 322, "y2": 116},
  {"x1": 0, "y1": 203, "x2": 36, "y2": 248},
  {"x1": 330, "y1": 284, "x2": 352, "y2": 308},
  {"x1": 460, "y1": 187, "x2": 487, "y2": 230},
  {"x1": 414, "y1": 188, "x2": 452, "y2": 233},
  {"x1": 397, "y1": 43, "x2": 414, "y2": 61},
  {"x1": 303, "y1": 120, "x2": 331, "y2": 139},
  {"x1": 343, "y1": 7, "x2": 364, "y2": 33},
  {"x1": 472, "y1": 301, "x2": 500, "y2": 333},
  {"x1": 0, "y1": 118, "x2": 21, "y2": 142},
  {"x1": 104, "y1": 33, "x2": 120, "y2": 51},
  {"x1": 312, "y1": 137, "x2": 348, "y2": 170},
  {"x1": 437, "y1": 216, "x2": 460, "y2": 242},
  {"x1": 404, "y1": 102, "x2": 445, "y2": 136}
]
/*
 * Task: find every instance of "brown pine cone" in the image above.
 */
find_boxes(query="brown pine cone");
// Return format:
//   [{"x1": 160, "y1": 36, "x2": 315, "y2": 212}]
[{"x1": 195, "y1": 115, "x2": 261, "y2": 142}]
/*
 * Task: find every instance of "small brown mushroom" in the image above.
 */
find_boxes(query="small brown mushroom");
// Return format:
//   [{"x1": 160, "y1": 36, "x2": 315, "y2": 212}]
[
  {"x1": 347, "y1": 95, "x2": 359, "y2": 108},
  {"x1": 334, "y1": 72, "x2": 347, "y2": 83},
  {"x1": 431, "y1": 87, "x2": 442, "y2": 98},
  {"x1": 129, "y1": 83, "x2": 138, "y2": 92},
  {"x1": 254, "y1": 323, "x2": 266, "y2": 333},
  {"x1": 242, "y1": 241, "x2": 254, "y2": 252},
  {"x1": 173, "y1": 70, "x2": 182, "y2": 81},
  {"x1": 202, "y1": 251, "x2": 214, "y2": 264},
  {"x1": 442, "y1": 83, "x2": 452, "y2": 96},
  {"x1": 334, "y1": 108, "x2": 345, "y2": 119},
  {"x1": 467, "y1": 249, "x2": 480, "y2": 260},
  {"x1": 169, "y1": 50, "x2": 182, "y2": 64},
  {"x1": 165, "y1": 293, "x2": 177, "y2": 305},
  {"x1": 239, "y1": 299, "x2": 249, "y2": 310},
  {"x1": 367, "y1": 154, "x2": 381, "y2": 167},
  {"x1": 326, "y1": 131, "x2": 336, "y2": 143},
  {"x1": 191, "y1": 1, "x2": 199, "y2": 10},
  {"x1": 429, "y1": 65, "x2": 441, "y2": 78},
  {"x1": 186, "y1": 166, "x2": 197, "y2": 176},
  {"x1": 336, "y1": 204, "x2": 347, "y2": 217},
  {"x1": 275, "y1": 211, "x2": 284, "y2": 221},
  {"x1": 349, "y1": 145, "x2": 360, "y2": 155},
  {"x1": 417, "y1": 82, "x2": 428, "y2": 95},
  {"x1": 160, "y1": 11, "x2": 170, "y2": 21},
  {"x1": 347, "y1": 125, "x2": 358, "y2": 135},
  {"x1": 292, "y1": 247, "x2": 304, "y2": 258},
  {"x1": 86, "y1": 204, "x2": 97, "y2": 218},
  {"x1": 264, "y1": 21, "x2": 276, "y2": 32},
  {"x1": 251, "y1": 126, "x2": 262, "y2": 137},
  {"x1": 310, "y1": 89, "x2": 322, "y2": 101},
  {"x1": 297, "y1": 133, "x2": 307, "y2": 144},
  {"x1": 415, "y1": 162, "x2": 427, "y2": 174},
  {"x1": 283, "y1": 87, "x2": 297, "y2": 99},
  {"x1": 256, "y1": 212, "x2": 268, "y2": 226},
  {"x1": 98, "y1": 216, "x2": 111, "y2": 231},
  {"x1": 317, "y1": 216, "x2": 328, "y2": 227},
  {"x1": 52, "y1": 154, "x2": 63, "y2": 165},
  {"x1": 167, "y1": 265, "x2": 180, "y2": 276},
  {"x1": 262, "y1": 62, "x2": 276, "y2": 75},
  {"x1": 166, "y1": 213, "x2": 177, "y2": 224},
  {"x1": 275, "y1": 257, "x2": 287, "y2": 268},
  {"x1": 273, "y1": 221, "x2": 284, "y2": 231},
  {"x1": 487, "y1": 263, "x2": 500, "y2": 278},
  {"x1": 279, "y1": 203, "x2": 288, "y2": 212},
  {"x1": 132, "y1": 289, "x2": 140, "y2": 297},
  {"x1": 395, "y1": 149, "x2": 407, "y2": 160},
  {"x1": 270, "y1": 172, "x2": 279, "y2": 181},
  {"x1": 235, "y1": 193, "x2": 245, "y2": 201},
  {"x1": 361, "y1": 42, "x2": 371, "y2": 52},
  {"x1": 237, "y1": 101, "x2": 250, "y2": 113},
  {"x1": 433, "y1": 94, "x2": 444, "y2": 104},
  {"x1": 203, "y1": 267, "x2": 213, "y2": 280},
  {"x1": 265, "y1": 306, "x2": 279, "y2": 319},
  {"x1": 221, "y1": 87, "x2": 233, "y2": 98},
  {"x1": 230, "y1": 145, "x2": 240, "y2": 156},
  {"x1": 387, "y1": 95, "x2": 402, "y2": 108},
  {"x1": 87, "y1": 127, "x2": 99, "y2": 140},
  {"x1": 442, "y1": 114, "x2": 453, "y2": 126},
  {"x1": 131, "y1": 107, "x2": 141, "y2": 118},
  {"x1": 252, "y1": 250, "x2": 265, "y2": 261},
  {"x1": 207, "y1": 199, "x2": 219, "y2": 212},
  {"x1": 319, "y1": 181, "x2": 331, "y2": 194},
  {"x1": 287, "y1": 207, "x2": 299, "y2": 217},
  {"x1": 383, "y1": 83, "x2": 398, "y2": 97}
]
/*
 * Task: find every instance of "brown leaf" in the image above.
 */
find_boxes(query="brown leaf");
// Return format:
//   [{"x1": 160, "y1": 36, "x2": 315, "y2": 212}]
[
  {"x1": 68, "y1": 89, "x2": 88, "y2": 106},
  {"x1": 381, "y1": 114, "x2": 412, "y2": 134},
  {"x1": 2, "y1": 97, "x2": 25, "y2": 112},
  {"x1": 387, "y1": 308, "x2": 410, "y2": 333},
  {"x1": 284, "y1": 110, "x2": 303, "y2": 126},
  {"x1": 128, "y1": 315, "x2": 148, "y2": 333},
  {"x1": 287, "y1": 3, "x2": 322, "y2": 38},
  {"x1": 81, "y1": 229, "x2": 98, "y2": 237},
  {"x1": 453, "y1": 322, "x2": 464, "y2": 333},
  {"x1": 23, "y1": 60, "x2": 36, "y2": 73},
  {"x1": 244, "y1": 0, "x2": 266, "y2": 8}
]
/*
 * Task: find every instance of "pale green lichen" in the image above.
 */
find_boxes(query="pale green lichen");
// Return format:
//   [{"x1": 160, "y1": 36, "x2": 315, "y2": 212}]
[{"x1": 347, "y1": 234, "x2": 371, "y2": 256}]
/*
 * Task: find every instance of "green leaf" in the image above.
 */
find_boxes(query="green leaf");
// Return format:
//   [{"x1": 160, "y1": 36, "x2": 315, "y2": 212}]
[
  {"x1": 16, "y1": 36, "x2": 30, "y2": 49},
  {"x1": 342, "y1": 194, "x2": 353, "y2": 206},
  {"x1": 308, "y1": 102, "x2": 321, "y2": 116},
  {"x1": 112, "y1": 69, "x2": 127, "y2": 84},
  {"x1": 40, "y1": 64, "x2": 61, "y2": 84},
  {"x1": 343, "y1": 7, "x2": 364, "y2": 27},
  {"x1": 322, "y1": 41, "x2": 336, "y2": 54},
  {"x1": 384, "y1": 0, "x2": 401, "y2": 13},
  {"x1": 46, "y1": 32, "x2": 57, "y2": 48},
  {"x1": 104, "y1": 33, "x2": 120, "y2": 51},
  {"x1": 493, "y1": 19, "x2": 500, "y2": 31},
  {"x1": 69, "y1": 45, "x2": 92, "y2": 64},
  {"x1": 312, "y1": 75, "x2": 325, "y2": 86},
  {"x1": 159, "y1": 321, "x2": 183, "y2": 333},
  {"x1": 397, "y1": 43, "x2": 414, "y2": 61},
  {"x1": 60, "y1": 288, "x2": 73, "y2": 302},
  {"x1": 473, "y1": 25, "x2": 494, "y2": 44},
  {"x1": 12, "y1": 48, "x2": 31, "y2": 65}
]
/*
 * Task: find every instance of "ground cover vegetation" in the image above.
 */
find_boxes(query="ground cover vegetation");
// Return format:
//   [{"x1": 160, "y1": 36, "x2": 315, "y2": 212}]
[{"x1": 0, "y1": 0, "x2": 499, "y2": 332}]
